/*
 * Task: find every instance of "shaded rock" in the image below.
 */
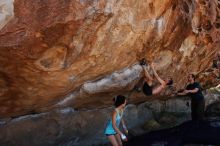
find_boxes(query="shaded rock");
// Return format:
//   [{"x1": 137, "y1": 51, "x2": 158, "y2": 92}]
[
  {"x1": 0, "y1": 97, "x2": 193, "y2": 146},
  {"x1": 205, "y1": 102, "x2": 220, "y2": 117},
  {"x1": 125, "y1": 119, "x2": 220, "y2": 146},
  {"x1": 142, "y1": 120, "x2": 161, "y2": 131}
]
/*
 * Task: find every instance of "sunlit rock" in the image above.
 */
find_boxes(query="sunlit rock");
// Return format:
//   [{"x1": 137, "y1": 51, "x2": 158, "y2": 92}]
[
  {"x1": 0, "y1": 0, "x2": 14, "y2": 29},
  {"x1": 0, "y1": 0, "x2": 219, "y2": 117}
]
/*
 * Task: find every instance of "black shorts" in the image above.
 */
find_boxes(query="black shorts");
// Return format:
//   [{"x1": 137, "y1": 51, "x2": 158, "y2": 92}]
[
  {"x1": 105, "y1": 133, "x2": 117, "y2": 136},
  {"x1": 143, "y1": 82, "x2": 153, "y2": 96},
  {"x1": 191, "y1": 99, "x2": 205, "y2": 121}
]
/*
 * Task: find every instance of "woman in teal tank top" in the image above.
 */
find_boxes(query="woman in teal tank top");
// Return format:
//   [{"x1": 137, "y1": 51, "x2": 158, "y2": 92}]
[{"x1": 104, "y1": 95, "x2": 128, "y2": 146}]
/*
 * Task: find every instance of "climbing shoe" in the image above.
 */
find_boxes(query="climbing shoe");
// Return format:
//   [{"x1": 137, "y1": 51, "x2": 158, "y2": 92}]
[{"x1": 139, "y1": 58, "x2": 147, "y2": 66}]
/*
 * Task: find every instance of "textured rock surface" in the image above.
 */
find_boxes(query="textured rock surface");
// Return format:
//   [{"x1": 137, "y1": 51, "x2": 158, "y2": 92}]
[
  {"x1": 0, "y1": 0, "x2": 220, "y2": 117},
  {"x1": 0, "y1": 91, "x2": 218, "y2": 146},
  {"x1": 0, "y1": 97, "x2": 191, "y2": 146},
  {"x1": 0, "y1": 0, "x2": 14, "y2": 30}
]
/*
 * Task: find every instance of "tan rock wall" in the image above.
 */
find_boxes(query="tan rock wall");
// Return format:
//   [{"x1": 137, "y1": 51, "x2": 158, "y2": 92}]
[{"x1": 0, "y1": 0, "x2": 219, "y2": 117}]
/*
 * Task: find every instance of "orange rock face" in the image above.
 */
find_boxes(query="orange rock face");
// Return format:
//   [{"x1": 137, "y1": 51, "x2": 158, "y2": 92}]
[{"x1": 0, "y1": 0, "x2": 219, "y2": 117}]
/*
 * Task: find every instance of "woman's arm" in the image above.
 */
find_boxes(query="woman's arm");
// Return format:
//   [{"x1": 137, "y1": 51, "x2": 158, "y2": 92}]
[
  {"x1": 142, "y1": 65, "x2": 153, "y2": 83},
  {"x1": 121, "y1": 118, "x2": 128, "y2": 134},
  {"x1": 112, "y1": 110, "x2": 123, "y2": 135},
  {"x1": 150, "y1": 63, "x2": 166, "y2": 86}
]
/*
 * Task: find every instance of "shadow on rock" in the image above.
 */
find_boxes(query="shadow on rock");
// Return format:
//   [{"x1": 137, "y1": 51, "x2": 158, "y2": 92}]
[{"x1": 125, "y1": 119, "x2": 220, "y2": 146}]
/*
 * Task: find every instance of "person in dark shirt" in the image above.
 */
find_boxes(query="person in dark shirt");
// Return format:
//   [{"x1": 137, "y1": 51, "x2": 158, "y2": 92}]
[{"x1": 177, "y1": 74, "x2": 205, "y2": 121}]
